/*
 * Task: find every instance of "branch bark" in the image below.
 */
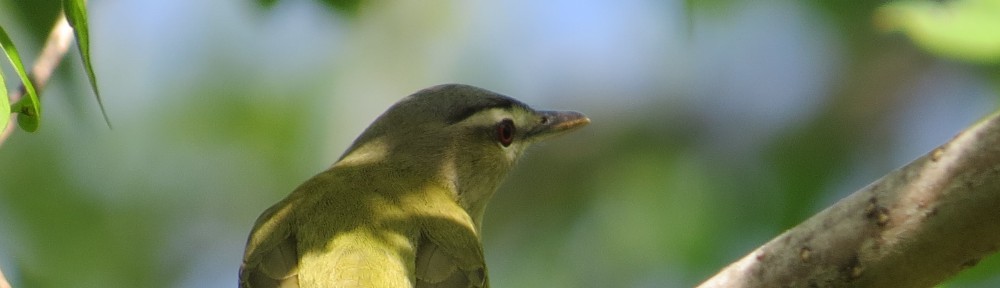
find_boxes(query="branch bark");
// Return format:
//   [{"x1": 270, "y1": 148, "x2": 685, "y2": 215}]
[
  {"x1": 0, "y1": 12, "x2": 75, "y2": 148},
  {"x1": 0, "y1": 265, "x2": 9, "y2": 288},
  {"x1": 0, "y1": 12, "x2": 78, "y2": 288},
  {"x1": 699, "y1": 110, "x2": 1000, "y2": 287}
]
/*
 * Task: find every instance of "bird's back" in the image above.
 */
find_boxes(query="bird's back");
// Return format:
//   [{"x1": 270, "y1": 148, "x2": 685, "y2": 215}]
[{"x1": 240, "y1": 164, "x2": 487, "y2": 288}]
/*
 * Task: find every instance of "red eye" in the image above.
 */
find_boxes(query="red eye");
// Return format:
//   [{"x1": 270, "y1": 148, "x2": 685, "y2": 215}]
[{"x1": 496, "y1": 119, "x2": 515, "y2": 147}]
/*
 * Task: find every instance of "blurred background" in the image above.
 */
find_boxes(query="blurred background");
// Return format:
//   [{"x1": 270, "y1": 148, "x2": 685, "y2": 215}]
[{"x1": 1, "y1": 0, "x2": 999, "y2": 287}]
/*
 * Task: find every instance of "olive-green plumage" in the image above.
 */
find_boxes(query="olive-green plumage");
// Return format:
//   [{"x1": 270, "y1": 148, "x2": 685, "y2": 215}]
[{"x1": 239, "y1": 84, "x2": 589, "y2": 288}]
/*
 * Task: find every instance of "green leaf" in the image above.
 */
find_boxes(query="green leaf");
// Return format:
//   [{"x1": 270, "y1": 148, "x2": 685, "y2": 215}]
[
  {"x1": 64, "y1": 0, "x2": 112, "y2": 128},
  {"x1": 15, "y1": 105, "x2": 39, "y2": 132},
  {"x1": 0, "y1": 62, "x2": 9, "y2": 132},
  {"x1": 876, "y1": 0, "x2": 1000, "y2": 64},
  {"x1": 0, "y1": 25, "x2": 41, "y2": 132}
]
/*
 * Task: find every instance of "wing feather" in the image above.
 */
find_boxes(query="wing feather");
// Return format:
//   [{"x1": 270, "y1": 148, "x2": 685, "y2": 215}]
[{"x1": 240, "y1": 202, "x2": 300, "y2": 288}]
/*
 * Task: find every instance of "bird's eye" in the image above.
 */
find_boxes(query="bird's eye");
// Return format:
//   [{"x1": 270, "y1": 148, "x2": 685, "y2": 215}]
[{"x1": 496, "y1": 119, "x2": 515, "y2": 147}]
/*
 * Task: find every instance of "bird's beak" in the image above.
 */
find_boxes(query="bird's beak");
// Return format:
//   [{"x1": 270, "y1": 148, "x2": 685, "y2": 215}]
[{"x1": 525, "y1": 110, "x2": 591, "y2": 141}]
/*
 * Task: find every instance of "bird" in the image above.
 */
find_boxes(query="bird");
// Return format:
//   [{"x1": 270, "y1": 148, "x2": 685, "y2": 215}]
[{"x1": 238, "y1": 84, "x2": 590, "y2": 288}]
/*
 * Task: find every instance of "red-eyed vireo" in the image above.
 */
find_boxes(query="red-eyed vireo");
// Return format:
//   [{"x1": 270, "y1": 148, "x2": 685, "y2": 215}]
[{"x1": 239, "y1": 84, "x2": 590, "y2": 288}]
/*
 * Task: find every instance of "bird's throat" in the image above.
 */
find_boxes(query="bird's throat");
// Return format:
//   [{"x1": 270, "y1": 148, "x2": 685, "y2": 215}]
[{"x1": 439, "y1": 156, "x2": 508, "y2": 230}]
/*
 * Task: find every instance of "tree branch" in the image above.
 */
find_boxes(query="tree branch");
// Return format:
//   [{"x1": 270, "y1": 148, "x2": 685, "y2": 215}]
[
  {"x1": 699, "y1": 110, "x2": 1000, "y2": 287},
  {"x1": 0, "y1": 12, "x2": 75, "y2": 148},
  {"x1": 0, "y1": 265, "x2": 9, "y2": 288}
]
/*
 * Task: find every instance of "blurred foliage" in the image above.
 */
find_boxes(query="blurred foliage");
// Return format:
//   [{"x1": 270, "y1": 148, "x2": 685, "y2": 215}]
[
  {"x1": 877, "y1": 0, "x2": 1000, "y2": 65},
  {"x1": 0, "y1": 62, "x2": 7, "y2": 132},
  {"x1": 768, "y1": 40, "x2": 930, "y2": 227},
  {"x1": 1, "y1": 0, "x2": 61, "y2": 44},
  {"x1": 1, "y1": 0, "x2": 1000, "y2": 288},
  {"x1": 256, "y1": 0, "x2": 364, "y2": 17}
]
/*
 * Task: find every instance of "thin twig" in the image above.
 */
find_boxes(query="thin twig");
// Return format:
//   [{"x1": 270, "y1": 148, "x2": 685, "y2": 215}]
[
  {"x1": 0, "y1": 265, "x2": 10, "y2": 288},
  {"x1": 0, "y1": 12, "x2": 80, "y2": 287},
  {"x1": 0, "y1": 12, "x2": 75, "y2": 148}
]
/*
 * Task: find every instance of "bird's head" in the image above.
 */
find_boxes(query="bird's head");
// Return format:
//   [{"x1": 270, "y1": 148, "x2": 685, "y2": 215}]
[{"x1": 335, "y1": 84, "x2": 589, "y2": 225}]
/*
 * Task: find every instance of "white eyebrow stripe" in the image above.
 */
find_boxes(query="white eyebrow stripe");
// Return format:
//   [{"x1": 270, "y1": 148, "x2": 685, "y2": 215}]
[{"x1": 454, "y1": 107, "x2": 537, "y2": 134}]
